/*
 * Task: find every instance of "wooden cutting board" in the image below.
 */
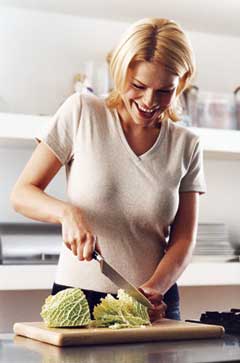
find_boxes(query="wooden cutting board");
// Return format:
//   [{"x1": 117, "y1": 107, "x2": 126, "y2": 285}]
[{"x1": 13, "y1": 319, "x2": 224, "y2": 347}]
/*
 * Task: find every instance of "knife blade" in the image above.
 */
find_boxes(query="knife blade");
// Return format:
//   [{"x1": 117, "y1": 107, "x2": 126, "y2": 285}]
[{"x1": 93, "y1": 250, "x2": 152, "y2": 308}]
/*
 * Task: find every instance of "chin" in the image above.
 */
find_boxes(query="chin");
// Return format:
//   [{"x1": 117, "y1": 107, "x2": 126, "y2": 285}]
[{"x1": 132, "y1": 111, "x2": 160, "y2": 128}]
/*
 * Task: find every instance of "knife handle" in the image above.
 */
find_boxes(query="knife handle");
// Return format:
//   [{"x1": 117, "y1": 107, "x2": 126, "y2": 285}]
[{"x1": 93, "y1": 250, "x2": 103, "y2": 262}]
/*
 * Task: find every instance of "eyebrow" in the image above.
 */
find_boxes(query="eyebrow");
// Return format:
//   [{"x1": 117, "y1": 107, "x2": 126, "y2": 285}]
[{"x1": 133, "y1": 78, "x2": 176, "y2": 90}]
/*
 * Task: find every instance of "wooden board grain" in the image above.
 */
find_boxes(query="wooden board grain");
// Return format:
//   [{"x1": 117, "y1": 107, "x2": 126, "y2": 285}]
[{"x1": 13, "y1": 319, "x2": 225, "y2": 347}]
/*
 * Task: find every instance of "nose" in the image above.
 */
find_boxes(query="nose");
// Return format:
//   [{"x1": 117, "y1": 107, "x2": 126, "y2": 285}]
[{"x1": 143, "y1": 89, "x2": 155, "y2": 108}]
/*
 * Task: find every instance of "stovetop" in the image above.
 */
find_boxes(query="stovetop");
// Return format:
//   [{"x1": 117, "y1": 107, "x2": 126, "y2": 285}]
[{"x1": 186, "y1": 308, "x2": 240, "y2": 335}]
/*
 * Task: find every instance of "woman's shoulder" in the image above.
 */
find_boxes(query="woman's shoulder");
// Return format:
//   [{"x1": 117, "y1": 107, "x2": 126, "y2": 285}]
[
  {"x1": 81, "y1": 94, "x2": 116, "y2": 127},
  {"x1": 167, "y1": 119, "x2": 200, "y2": 145},
  {"x1": 80, "y1": 92, "x2": 108, "y2": 111},
  {"x1": 61, "y1": 92, "x2": 107, "y2": 113}
]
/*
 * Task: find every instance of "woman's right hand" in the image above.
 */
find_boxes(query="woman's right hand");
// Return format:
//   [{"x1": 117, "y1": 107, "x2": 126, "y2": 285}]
[{"x1": 60, "y1": 204, "x2": 101, "y2": 261}]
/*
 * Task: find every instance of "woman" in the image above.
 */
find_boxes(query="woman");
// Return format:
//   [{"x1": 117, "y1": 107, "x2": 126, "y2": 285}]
[{"x1": 11, "y1": 18, "x2": 206, "y2": 322}]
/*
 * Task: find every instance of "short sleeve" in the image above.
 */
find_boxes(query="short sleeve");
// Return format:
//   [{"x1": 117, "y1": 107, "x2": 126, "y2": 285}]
[
  {"x1": 35, "y1": 93, "x2": 82, "y2": 165},
  {"x1": 179, "y1": 138, "x2": 206, "y2": 194}
]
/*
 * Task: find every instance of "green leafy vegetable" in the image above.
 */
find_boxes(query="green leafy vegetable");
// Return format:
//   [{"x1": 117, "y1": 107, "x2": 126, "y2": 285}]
[
  {"x1": 40, "y1": 288, "x2": 91, "y2": 327},
  {"x1": 92, "y1": 289, "x2": 151, "y2": 329}
]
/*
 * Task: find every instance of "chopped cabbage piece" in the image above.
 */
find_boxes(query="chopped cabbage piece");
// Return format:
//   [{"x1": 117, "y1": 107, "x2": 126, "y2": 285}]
[
  {"x1": 92, "y1": 289, "x2": 151, "y2": 329},
  {"x1": 40, "y1": 288, "x2": 91, "y2": 327}
]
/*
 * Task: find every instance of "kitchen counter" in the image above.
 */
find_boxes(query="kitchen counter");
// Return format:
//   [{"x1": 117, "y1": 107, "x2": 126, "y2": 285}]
[{"x1": 1, "y1": 333, "x2": 240, "y2": 363}]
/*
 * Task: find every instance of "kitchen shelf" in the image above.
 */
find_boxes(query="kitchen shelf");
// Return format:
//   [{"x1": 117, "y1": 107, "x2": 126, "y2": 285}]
[
  {"x1": 0, "y1": 262, "x2": 239, "y2": 290},
  {"x1": 191, "y1": 127, "x2": 240, "y2": 160},
  {"x1": 1, "y1": 112, "x2": 240, "y2": 158},
  {"x1": 177, "y1": 262, "x2": 240, "y2": 286},
  {"x1": 0, "y1": 112, "x2": 49, "y2": 148},
  {"x1": 0, "y1": 113, "x2": 49, "y2": 138}
]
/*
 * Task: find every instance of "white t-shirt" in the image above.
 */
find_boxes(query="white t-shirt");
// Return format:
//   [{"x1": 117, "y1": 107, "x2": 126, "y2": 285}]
[{"x1": 37, "y1": 92, "x2": 206, "y2": 293}]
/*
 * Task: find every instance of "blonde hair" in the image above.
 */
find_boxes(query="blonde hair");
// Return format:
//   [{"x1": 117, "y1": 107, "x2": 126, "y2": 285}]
[{"x1": 106, "y1": 18, "x2": 196, "y2": 122}]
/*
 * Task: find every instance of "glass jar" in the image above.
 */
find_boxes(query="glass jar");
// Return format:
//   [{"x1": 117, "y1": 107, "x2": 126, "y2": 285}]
[{"x1": 196, "y1": 92, "x2": 235, "y2": 129}]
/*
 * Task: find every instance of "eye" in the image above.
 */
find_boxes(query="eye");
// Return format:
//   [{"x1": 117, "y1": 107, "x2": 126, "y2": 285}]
[
  {"x1": 132, "y1": 83, "x2": 145, "y2": 90},
  {"x1": 158, "y1": 89, "x2": 175, "y2": 94}
]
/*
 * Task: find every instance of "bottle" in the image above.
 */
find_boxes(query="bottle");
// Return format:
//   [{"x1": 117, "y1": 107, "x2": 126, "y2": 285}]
[
  {"x1": 234, "y1": 86, "x2": 240, "y2": 130},
  {"x1": 73, "y1": 73, "x2": 94, "y2": 95}
]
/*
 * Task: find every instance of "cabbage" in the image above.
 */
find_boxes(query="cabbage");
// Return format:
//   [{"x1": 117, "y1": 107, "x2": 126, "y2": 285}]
[
  {"x1": 40, "y1": 288, "x2": 91, "y2": 327},
  {"x1": 92, "y1": 289, "x2": 151, "y2": 329}
]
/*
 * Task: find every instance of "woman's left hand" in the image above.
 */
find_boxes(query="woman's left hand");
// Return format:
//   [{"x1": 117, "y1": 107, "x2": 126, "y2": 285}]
[{"x1": 139, "y1": 285, "x2": 167, "y2": 323}]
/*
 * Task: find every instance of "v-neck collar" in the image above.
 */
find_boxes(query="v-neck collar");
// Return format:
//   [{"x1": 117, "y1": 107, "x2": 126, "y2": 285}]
[{"x1": 113, "y1": 108, "x2": 167, "y2": 162}]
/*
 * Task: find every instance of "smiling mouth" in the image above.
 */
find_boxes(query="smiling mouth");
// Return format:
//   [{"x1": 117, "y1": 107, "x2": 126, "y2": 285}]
[{"x1": 134, "y1": 101, "x2": 160, "y2": 118}]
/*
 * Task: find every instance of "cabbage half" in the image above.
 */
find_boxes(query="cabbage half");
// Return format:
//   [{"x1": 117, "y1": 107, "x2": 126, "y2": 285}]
[
  {"x1": 92, "y1": 289, "x2": 151, "y2": 329},
  {"x1": 41, "y1": 288, "x2": 91, "y2": 327}
]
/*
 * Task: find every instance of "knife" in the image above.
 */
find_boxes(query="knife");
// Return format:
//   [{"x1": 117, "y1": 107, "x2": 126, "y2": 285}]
[{"x1": 93, "y1": 250, "x2": 152, "y2": 308}]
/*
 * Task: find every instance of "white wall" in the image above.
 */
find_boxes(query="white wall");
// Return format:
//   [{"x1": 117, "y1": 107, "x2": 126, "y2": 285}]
[
  {"x1": 0, "y1": 6, "x2": 240, "y2": 115},
  {"x1": 0, "y1": 7, "x2": 127, "y2": 115},
  {"x1": 189, "y1": 32, "x2": 240, "y2": 94}
]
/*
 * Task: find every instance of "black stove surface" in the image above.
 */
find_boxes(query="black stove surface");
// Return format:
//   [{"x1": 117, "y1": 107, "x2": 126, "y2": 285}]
[{"x1": 186, "y1": 308, "x2": 240, "y2": 335}]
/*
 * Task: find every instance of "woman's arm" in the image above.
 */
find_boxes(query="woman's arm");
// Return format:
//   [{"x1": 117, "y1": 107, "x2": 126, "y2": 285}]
[
  {"x1": 10, "y1": 142, "x2": 100, "y2": 260},
  {"x1": 140, "y1": 191, "x2": 199, "y2": 300}
]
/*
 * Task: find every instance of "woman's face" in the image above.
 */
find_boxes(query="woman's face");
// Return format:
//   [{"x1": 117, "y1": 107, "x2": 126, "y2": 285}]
[{"x1": 119, "y1": 61, "x2": 180, "y2": 128}]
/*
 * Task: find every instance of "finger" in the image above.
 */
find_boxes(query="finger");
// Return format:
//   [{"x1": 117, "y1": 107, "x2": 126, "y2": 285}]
[
  {"x1": 83, "y1": 233, "x2": 95, "y2": 260},
  {"x1": 76, "y1": 231, "x2": 88, "y2": 260},
  {"x1": 149, "y1": 313, "x2": 162, "y2": 322},
  {"x1": 152, "y1": 301, "x2": 167, "y2": 313},
  {"x1": 138, "y1": 287, "x2": 152, "y2": 299},
  {"x1": 150, "y1": 312, "x2": 166, "y2": 323},
  {"x1": 77, "y1": 236, "x2": 85, "y2": 261},
  {"x1": 64, "y1": 241, "x2": 71, "y2": 250},
  {"x1": 149, "y1": 307, "x2": 165, "y2": 318},
  {"x1": 149, "y1": 306, "x2": 166, "y2": 322},
  {"x1": 150, "y1": 313, "x2": 165, "y2": 323},
  {"x1": 94, "y1": 236, "x2": 102, "y2": 255},
  {"x1": 149, "y1": 294, "x2": 164, "y2": 306},
  {"x1": 77, "y1": 243, "x2": 84, "y2": 261},
  {"x1": 70, "y1": 240, "x2": 78, "y2": 256},
  {"x1": 138, "y1": 288, "x2": 163, "y2": 302},
  {"x1": 62, "y1": 228, "x2": 71, "y2": 250}
]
